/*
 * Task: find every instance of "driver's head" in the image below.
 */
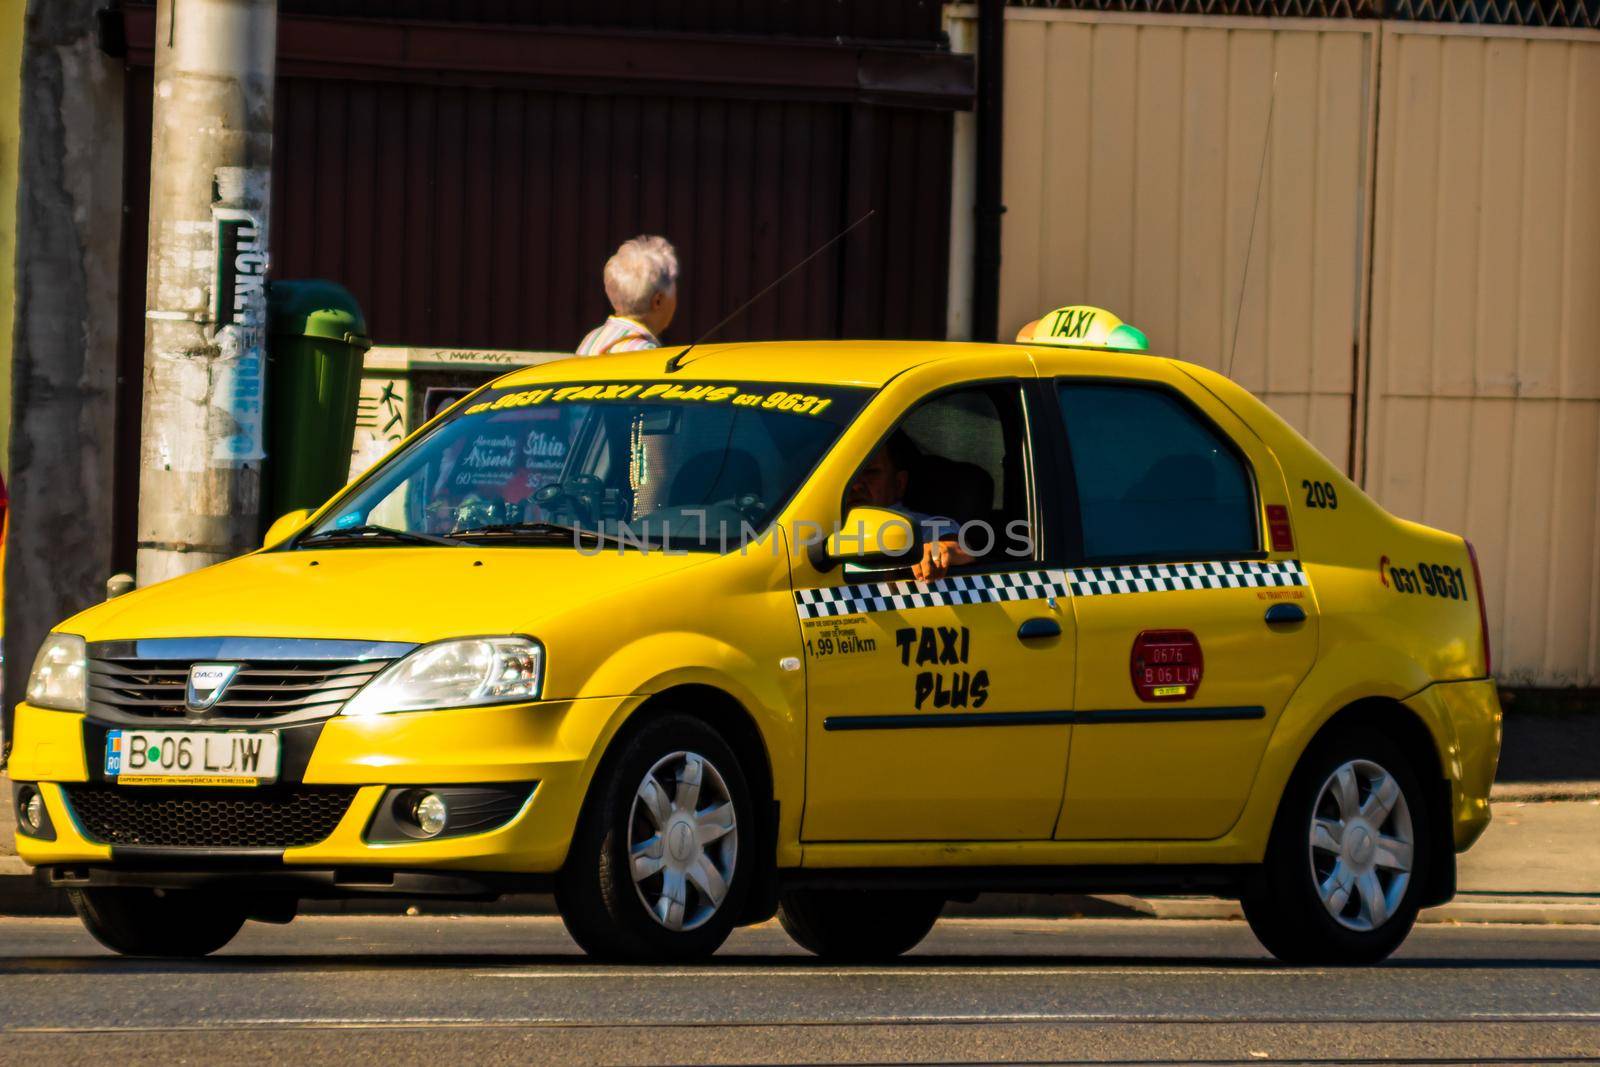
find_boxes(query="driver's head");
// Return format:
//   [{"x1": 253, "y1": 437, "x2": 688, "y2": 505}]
[{"x1": 846, "y1": 431, "x2": 918, "y2": 511}]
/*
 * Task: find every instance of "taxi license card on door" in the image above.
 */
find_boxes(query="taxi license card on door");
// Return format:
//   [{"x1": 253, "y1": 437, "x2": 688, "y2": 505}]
[{"x1": 104, "y1": 729, "x2": 279, "y2": 786}]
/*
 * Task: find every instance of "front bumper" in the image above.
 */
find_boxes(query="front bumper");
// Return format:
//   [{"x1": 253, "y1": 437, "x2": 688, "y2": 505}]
[{"x1": 8, "y1": 695, "x2": 638, "y2": 875}]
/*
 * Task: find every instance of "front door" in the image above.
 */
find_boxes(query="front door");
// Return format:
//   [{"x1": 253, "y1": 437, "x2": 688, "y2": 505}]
[
  {"x1": 798, "y1": 378, "x2": 1077, "y2": 842},
  {"x1": 1038, "y1": 365, "x2": 1319, "y2": 840}
]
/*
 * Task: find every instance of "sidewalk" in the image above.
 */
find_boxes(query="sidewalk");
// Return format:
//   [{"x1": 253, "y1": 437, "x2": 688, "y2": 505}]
[{"x1": 1106, "y1": 796, "x2": 1600, "y2": 925}]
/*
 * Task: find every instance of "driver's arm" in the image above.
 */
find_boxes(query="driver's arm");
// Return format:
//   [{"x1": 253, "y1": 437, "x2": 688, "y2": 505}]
[{"x1": 911, "y1": 537, "x2": 972, "y2": 582}]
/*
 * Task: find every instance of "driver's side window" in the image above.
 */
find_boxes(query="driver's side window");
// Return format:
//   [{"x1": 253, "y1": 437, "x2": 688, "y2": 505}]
[{"x1": 843, "y1": 383, "x2": 1031, "y2": 568}]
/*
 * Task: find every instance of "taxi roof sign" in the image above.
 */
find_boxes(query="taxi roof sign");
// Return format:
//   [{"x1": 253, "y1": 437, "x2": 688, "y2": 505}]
[{"x1": 1023, "y1": 305, "x2": 1148, "y2": 352}]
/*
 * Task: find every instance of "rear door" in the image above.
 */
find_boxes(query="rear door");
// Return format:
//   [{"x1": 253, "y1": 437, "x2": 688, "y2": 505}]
[{"x1": 1033, "y1": 357, "x2": 1319, "y2": 840}]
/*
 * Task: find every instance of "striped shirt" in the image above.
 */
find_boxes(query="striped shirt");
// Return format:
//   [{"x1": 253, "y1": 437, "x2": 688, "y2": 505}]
[{"x1": 576, "y1": 315, "x2": 660, "y2": 356}]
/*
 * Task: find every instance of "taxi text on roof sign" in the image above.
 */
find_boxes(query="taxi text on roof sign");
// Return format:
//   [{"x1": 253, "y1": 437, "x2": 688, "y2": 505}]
[{"x1": 1026, "y1": 305, "x2": 1149, "y2": 351}]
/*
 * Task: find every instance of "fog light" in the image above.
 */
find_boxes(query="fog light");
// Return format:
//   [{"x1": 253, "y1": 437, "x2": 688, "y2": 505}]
[
  {"x1": 411, "y1": 792, "x2": 448, "y2": 837},
  {"x1": 19, "y1": 787, "x2": 43, "y2": 833},
  {"x1": 364, "y1": 783, "x2": 538, "y2": 844}
]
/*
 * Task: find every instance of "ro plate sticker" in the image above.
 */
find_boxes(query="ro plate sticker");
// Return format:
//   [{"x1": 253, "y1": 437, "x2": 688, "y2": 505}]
[
  {"x1": 104, "y1": 730, "x2": 124, "y2": 775},
  {"x1": 1130, "y1": 630, "x2": 1203, "y2": 703}
]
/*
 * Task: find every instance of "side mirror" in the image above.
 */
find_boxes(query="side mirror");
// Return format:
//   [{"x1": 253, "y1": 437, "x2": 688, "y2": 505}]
[
  {"x1": 819, "y1": 506, "x2": 923, "y2": 570},
  {"x1": 262, "y1": 508, "x2": 314, "y2": 549}
]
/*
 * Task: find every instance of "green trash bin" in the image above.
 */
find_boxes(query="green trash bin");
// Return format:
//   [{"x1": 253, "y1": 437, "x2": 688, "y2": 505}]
[{"x1": 265, "y1": 280, "x2": 372, "y2": 521}]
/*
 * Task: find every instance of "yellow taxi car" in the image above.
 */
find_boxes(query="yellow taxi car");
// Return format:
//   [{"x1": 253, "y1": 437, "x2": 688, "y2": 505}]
[{"x1": 9, "y1": 337, "x2": 1499, "y2": 964}]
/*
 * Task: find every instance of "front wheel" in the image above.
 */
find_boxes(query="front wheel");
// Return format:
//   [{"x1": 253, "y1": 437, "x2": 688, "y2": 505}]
[
  {"x1": 779, "y1": 889, "x2": 944, "y2": 961},
  {"x1": 1241, "y1": 730, "x2": 1432, "y2": 965},
  {"x1": 556, "y1": 714, "x2": 753, "y2": 962},
  {"x1": 69, "y1": 888, "x2": 246, "y2": 957}
]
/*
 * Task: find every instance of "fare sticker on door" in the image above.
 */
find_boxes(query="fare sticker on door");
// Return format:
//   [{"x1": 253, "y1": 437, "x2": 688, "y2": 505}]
[{"x1": 1130, "y1": 630, "x2": 1203, "y2": 703}]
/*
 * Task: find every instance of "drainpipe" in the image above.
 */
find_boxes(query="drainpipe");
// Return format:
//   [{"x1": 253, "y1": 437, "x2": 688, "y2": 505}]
[
  {"x1": 943, "y1": 12, "x2": 977, "y2": 341},
  {"x1": 971, "y1": 0, "x2": 1005, "y2": 343}
]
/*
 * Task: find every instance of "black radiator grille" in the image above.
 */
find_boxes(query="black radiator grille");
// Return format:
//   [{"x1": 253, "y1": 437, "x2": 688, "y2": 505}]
[
  {"x1": 64, "y1": 784, "x2": 356, "y2": 849},
  {"x1": 87, "y1": 658, "x2": 390, "y2": 724}
]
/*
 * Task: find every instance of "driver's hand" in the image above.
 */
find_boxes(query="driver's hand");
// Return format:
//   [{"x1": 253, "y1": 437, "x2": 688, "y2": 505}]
[{"x1": 913, "y1": 538, "x2": 971, "y2": 582}]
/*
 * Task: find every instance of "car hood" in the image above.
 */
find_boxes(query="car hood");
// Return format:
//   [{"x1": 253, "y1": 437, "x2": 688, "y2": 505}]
[{"x1": 60, "y1": 546, "x2": 720, "y2": 645}]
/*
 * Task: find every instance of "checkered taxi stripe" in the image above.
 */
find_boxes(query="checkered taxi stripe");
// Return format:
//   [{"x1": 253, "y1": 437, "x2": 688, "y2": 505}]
[
  {"x1": 793, "y1": 569, "x2": 1069, "y2": 619},
  {"x1": 1066, "y1": 559, "x2": 1306, "y2": 597},
  {"x1": 793, "y1": 560, "x2": 1306, "y2": 617}
]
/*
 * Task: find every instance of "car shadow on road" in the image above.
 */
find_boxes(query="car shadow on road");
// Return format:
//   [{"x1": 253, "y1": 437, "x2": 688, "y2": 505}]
[{"x1": 2, "y1": 950, "x2": 1598, "y2": 976}]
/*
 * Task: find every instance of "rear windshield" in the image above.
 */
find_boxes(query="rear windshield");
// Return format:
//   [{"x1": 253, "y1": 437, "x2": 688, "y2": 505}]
[{"x1": 301, "y1": 380, "x2": 871, "y2": 551}]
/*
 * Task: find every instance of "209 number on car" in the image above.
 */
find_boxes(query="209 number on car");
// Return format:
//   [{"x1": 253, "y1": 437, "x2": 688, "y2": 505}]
[{"x1": 1301, "y1": 479, "x2": 1338, "y2": 509}]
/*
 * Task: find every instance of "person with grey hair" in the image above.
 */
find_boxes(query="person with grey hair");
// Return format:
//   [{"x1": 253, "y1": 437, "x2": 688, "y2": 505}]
[{"x1": 576, "y1": 235, "x2": 680, "y2": 356}]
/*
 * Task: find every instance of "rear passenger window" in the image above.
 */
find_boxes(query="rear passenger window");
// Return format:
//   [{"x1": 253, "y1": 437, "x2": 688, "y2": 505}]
[{"x1": 1057, "y1": 383, "x2": 1256, "y2": 561}]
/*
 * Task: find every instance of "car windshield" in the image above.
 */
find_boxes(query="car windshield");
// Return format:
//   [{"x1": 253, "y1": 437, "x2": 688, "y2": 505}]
[{"x1": 300, "y1": 379, "x2": 871, "y2": 551}]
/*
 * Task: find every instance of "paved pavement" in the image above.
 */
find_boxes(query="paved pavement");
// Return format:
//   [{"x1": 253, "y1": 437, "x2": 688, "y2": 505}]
[
  {"x1": 2, "y1": 915, "x2": 1598, "y2": 1064},
  {"x1": 1, "y1": 774, "x2": 13, "y2": 853},
  {"x1": 1459, "y1": 799, "x2": 1600, "y2": 894},
  {"x1": 1113, "y1": 798, "x2": 1600, "y2": 924}
]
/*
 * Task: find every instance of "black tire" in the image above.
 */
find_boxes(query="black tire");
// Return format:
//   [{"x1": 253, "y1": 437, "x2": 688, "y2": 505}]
[
  {"x1": 69, "y1": 888, "x2": 246, "y2": 957},
  {"x1": 778, "y1": 888, "x2": 944, "y2": 962},
  {"x1": 1241, "y1": 728, "x2": 1433, "y2": 965},
  {"x1": 556, "y1": 714, "x2": 754, "y2": 962}
]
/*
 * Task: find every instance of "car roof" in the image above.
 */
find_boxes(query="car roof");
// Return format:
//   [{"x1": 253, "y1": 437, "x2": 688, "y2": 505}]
[{"x1": 488, "y1": 339, "x2": 1175, "y2": 390}]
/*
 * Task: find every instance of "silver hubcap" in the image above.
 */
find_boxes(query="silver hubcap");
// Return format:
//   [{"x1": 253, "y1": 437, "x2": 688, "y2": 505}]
[
  {"x1": 628, "y1": 750, "x2": 737, "y2": 932},
  {"x1": 1309, "y1": 758, "x2": 1414, "y2": 932}
]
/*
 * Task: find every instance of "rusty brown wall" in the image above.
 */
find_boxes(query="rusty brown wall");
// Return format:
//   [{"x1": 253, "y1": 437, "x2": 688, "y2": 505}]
[
  {"x1": 113, "y1": 14, "x2": 958, "y2": 569},
  {"x1": 121, "y1": 74, "x2": 952, "y2": 351},
  {"x1": 275, "y1": 0, "x2": 947, "y2": 41}
]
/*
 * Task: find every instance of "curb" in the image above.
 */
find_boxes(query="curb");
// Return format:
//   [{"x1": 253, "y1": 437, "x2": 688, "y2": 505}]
[
  {"x1": 0, "y1": 860, "x2": 72, "y2": 917},
  {"x1": 1097, "y1": 893, "x2": 1600, "y2": 926},
  {"x1": 1490, "y1": 781, "x2": 1600, "y2": 802}
]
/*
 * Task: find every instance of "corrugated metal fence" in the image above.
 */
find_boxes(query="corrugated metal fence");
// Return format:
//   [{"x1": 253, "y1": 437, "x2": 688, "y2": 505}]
[
  {"x1": 1366, "y1": 25, "x2": 1600, "y2": 685},
  {"x1": 970, "y1": 4, "x2": 1600, "y2": 684}
]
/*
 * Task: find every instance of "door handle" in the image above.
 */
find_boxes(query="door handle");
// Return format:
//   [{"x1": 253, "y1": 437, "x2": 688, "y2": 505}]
[
  {"x1": 1264, "y1": 603, "x2": 1307, "y2": 625},
  {"x1": 1017, "y1": 617, "x2": 1062, "y2": 640}
]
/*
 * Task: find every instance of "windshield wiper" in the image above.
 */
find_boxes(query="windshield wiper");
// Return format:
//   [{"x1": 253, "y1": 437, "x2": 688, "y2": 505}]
[
  {"x1": 450, "y1": 521, "x2": 628, "y2": 547},
  {"x1": 299, "y1": 524, "x2": 467, "y2": 548}
]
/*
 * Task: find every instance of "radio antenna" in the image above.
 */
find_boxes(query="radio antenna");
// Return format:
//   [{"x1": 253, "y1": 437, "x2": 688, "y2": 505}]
[
  {"x1": 665, "y1": 209, "x2": 876, "y2": 373},
  {"x1": 1225, "y1": 71, "x2": 1278, "y2": 382}
]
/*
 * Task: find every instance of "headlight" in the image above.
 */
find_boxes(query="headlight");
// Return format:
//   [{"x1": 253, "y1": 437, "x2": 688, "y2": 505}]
[
  {"x1": 341, "y1": 636, "x2": 543, "y2": 716},
  {"x1": 27, "y1": 633, "x2": 87, "y2": 712}
]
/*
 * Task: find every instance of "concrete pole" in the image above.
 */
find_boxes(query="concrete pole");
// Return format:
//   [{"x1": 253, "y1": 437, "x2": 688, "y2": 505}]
[{"x1": 137, "y1": 0, "x2": 276, "y2": 585}]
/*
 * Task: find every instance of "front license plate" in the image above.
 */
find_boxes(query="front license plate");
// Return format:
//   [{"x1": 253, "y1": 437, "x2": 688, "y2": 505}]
[{"x1": 104, "y1": 729, "x2": 279, "y2": 786}]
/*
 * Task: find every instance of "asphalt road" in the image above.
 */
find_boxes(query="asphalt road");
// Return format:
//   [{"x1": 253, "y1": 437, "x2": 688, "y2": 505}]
[{"x1": 2, "y1": 915, "x2": 1598, "y2": 1065}]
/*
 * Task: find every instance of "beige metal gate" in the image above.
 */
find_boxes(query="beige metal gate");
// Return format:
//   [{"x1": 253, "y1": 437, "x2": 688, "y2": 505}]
[
  {"x1": 1365, "y1": 24, "x2": 1600, "y2": 685},
  {"x1": 989, "y1": 9, "x2": 1379, "y2": 468},
  {"x1": 958, "y1": 4, "x2": 1600, "y2": 684}
]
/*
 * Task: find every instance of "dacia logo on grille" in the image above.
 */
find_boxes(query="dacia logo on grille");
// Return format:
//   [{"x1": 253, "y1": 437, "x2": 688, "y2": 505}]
[{"x1": 186, "y1": 663, "x2": 241, "y2": 713}]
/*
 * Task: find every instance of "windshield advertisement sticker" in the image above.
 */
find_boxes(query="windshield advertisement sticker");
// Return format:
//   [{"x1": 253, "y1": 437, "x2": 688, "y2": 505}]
[{"x1": 463, "y1": 382, "x2": 859, "y2": 421}]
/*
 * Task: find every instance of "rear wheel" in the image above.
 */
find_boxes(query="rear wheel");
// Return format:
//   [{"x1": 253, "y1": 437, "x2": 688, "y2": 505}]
[
  {"x1": 556, "y1": 714, "x2": 752, "y2": 962},
  {"x1": 1241, "y1": 730, "x2": 1431, "y2": 965},
  {"x1": 778, "y1": 888, "x2": 944, "y2": 961},
  {"x1": 69, "y1": 888, "x2": 246, "y2": 957}
]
